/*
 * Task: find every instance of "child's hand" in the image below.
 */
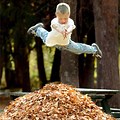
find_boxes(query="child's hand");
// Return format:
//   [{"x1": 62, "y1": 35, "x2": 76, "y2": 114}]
[
  {"x1": 61, "y1": 29, "x2": 70, "y2": 39},
  {"x1": 64, "y1": 29, "x2": 67, "y2": 39}
]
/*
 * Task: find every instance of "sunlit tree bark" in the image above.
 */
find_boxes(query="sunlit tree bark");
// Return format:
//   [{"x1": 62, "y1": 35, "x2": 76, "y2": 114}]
[
  {"x1": 93, "y1": 0, "x2": 120, "y2": 107},
  {"x1": 78, "y1": 0, "x2": 95, "y2": 88},
  {"x1": 60, "y1": 0, "x2": 79, "y2": 87}
]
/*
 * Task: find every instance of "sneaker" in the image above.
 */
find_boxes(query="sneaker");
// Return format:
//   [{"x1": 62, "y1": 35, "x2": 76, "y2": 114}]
[
  {"x1": 27, "y1": 23, "x2": 44, "y2": 35},
  {"x1": 92, "y1": 43, "x2": 102, "y2": 58}
]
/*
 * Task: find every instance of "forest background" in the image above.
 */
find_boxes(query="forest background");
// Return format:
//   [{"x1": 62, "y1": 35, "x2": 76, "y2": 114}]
[{"x1": 0, "y1": 0, "x2": 120, "y2": 108}]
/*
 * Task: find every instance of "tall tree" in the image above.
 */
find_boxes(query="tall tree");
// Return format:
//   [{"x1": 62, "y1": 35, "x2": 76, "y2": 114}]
[
  {"x1": 78, "y1": 0, "x2": 95, "y2": 88},
  {"x1": 0, "y1": 16, "x2": 4, "y2": 85},
  {"x1": 0, "y1": 14, "x2": 4, "y2": 85},
  {"x1": 93, "y1": 0, "x2": 120, "y2": 107},
  {"x1": 11, "y1": 0, "x2": 31, "y2": 91},
  {"x1": 60, "y1": 0, "x2": 79, "y2": 87},
  {"x1": 50, "y1": 49, "x2": 61, "y2": 82},
  {"x1": 35, "y1": 38, "x2": 47, "y2": 87}
]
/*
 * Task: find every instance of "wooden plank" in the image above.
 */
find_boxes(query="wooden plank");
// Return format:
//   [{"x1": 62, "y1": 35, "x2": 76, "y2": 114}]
[
  {"x1": 9, "y1": 92, "x2": 29, "y2": 96},
  {"x1": 75, "y1": 88, "x2": 120, "y2": 94},
  {"x1": 110, "y1": 108, "x2": 120, "y2": 112}
]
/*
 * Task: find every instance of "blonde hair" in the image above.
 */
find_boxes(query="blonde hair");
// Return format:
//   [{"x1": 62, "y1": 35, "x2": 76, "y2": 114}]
[{"x1": 56, "y1": 3, "x2": 70, "y2": 14}]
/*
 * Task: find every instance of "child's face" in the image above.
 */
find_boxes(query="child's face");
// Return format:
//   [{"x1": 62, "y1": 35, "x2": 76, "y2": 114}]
[{"x1": 56, "y1": 12, "x2": 70, "y2": 24}]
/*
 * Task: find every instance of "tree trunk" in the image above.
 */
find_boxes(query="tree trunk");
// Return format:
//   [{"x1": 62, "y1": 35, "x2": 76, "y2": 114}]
[
  {"x1": 93, "y1": 0, "x2": 120, "y2": 108},
  {"x1": 4, "y1": 54, "x2": 15, "y2": 88},
  {"x1": 14, "y1": 23, "x2": 31, "y2": 91},
  {"x1": 60, "y1": 0, "x2": 79, "y2": 87},
  {"x1": 0, "y1": 49, "x2": 4, "y2": 85},
  {"x1": 35, "y1": 38, "x2": 47, "y2": 87},
  {"x1": 78, "y1": 0, "x2": 95, "y2": 88},
  {"x1": 0, "y1": 29, "x2": 4, "y2": 85},
  {"x1": 14, "y1": 46, "x2": 31, "y2": 91},
  {"x1": 50, "y1": 49, "x2": 61, "y2": 82},
  {"x1": 0, "y1": 14, "x2": 15, "y2": 88},
  {"x1": 21, "y1": 48, "x2": 31, "y2": 92}
]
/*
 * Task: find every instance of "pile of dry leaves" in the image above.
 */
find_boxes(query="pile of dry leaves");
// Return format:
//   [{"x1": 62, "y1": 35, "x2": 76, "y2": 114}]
[{"x1": 0, "y1": 83, "x2": 116, "y2": 120}]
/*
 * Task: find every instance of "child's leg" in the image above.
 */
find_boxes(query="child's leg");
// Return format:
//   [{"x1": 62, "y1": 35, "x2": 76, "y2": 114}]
[
  {"x1": 27, "y1": 23, "x2": 48, "y2": 44},
  {"x1": 36, "y1": 27, "x2": 49, "y2": 43},
  {"x1": 57, "y1": 40, "x2": 102, "y2": 58},
  {"x1": 62, "y1": 40, "x2": 96, "y2": 54}
]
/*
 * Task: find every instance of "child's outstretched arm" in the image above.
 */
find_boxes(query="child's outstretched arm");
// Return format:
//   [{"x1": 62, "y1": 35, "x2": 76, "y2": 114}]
[
  {"x1": 52, "y1": 24, "x2": 63, "y2": 33},
  {"x1": 66, "y1": 25, "x2": 76, "y2": 34},
  {"x1": 52, "y1": 24, "x2": 67, "y2": 38}
]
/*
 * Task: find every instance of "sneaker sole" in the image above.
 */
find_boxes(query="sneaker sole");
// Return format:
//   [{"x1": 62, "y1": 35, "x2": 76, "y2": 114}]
[
  {"x1": 92, "y1": 43, "x2": 102, "y2": 58},
  {"x1": 27, "y1": 23, "x2": 44, "y2": 34}
]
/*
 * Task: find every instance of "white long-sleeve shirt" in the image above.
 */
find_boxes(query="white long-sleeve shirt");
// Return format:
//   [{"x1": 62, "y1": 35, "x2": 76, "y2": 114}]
[{"x1": 46, "y1": 18, "x2": 76, "y2": 47}]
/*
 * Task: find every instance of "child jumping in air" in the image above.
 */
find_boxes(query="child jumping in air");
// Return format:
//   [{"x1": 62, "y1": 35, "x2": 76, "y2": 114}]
[{"x1": 27, "y1": 3, "x2": 102, "y2": 58}]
